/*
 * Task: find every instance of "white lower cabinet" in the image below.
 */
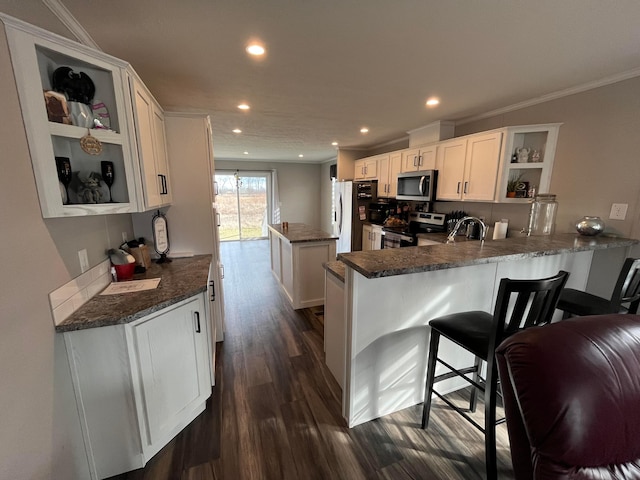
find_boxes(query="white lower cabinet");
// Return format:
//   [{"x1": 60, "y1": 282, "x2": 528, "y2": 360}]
[
  {"x1": 362, "y1": 224, "x2": 383, "y2": 250},
  {"x1": 64, "y1": 293, "x2": 211, "y2": 479}
]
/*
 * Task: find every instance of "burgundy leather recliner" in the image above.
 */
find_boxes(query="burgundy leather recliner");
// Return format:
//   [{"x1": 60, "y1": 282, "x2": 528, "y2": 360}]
[{"x1": 495, "y1": 314, "x2": 640, "y2": 480}]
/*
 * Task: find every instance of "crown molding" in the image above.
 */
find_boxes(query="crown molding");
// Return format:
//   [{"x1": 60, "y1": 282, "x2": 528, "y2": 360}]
[
  {"x1": 42, "y1": 0, "x2": 101, "y2": 50},
  {"x1": 457, "y1": 67, "x2": 640, "y2": 125}
]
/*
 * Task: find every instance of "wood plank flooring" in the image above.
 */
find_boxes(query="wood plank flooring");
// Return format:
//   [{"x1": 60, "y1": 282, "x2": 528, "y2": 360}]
[{"x1": 109, "y1": 239, "x2": 515, "y2": 480}]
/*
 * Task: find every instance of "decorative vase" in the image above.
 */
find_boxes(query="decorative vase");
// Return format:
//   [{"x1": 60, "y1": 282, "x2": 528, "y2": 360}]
[
  {"x1": 68, "y1": 101, "x2": 94, "y2": 128},
  {"x1": 576, "y1": 216, "x2": 605, "y2": 236}
]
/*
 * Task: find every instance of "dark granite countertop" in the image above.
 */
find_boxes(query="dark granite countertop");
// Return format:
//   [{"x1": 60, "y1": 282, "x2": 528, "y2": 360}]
[
  {"x1": 324, "y1": 260, "x2": 346, "y2": 282},
  {"x1": 338, "y1": 234, "x2": 638, "y2": 279},
  {"x1": 56, "y1": 255, "x2": 212, "y2": 332},
  {"x1": 268, "y1": 223, "x2": 337, "y2": 243}
]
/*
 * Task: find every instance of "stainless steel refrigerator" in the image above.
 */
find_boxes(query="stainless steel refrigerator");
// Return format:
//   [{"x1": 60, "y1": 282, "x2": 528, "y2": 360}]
[{"x1": 334, "y1": 180, "x2": 377, "y2": 253}]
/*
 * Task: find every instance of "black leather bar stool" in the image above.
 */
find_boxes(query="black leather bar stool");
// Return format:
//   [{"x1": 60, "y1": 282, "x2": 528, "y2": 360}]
[
  {"x1": 421, "y1": 271, "x2": 569, "y2": 480},
  {"x1": 557, "y1": 257, "x2": 640, "y2": 318}
]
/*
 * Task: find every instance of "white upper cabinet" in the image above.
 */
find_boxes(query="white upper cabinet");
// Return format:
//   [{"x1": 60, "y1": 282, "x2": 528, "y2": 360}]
[
  {"x1": 354, "y1": 157, "x2": 378, "y2": 180},
  {"x1": 463, "y1": 131, "x2": 503, "y2": 201},
  {"x1": 2, "y1": 15, "x2": 140, "y2": 217},
  {"x1": 377, "y1": 152, "x2": 402, "y2": 198},
  {"x1": 401, "y1": 145, "x2": 437, "y2": 172},
  {"x1": 436, "y1": 132, "x2": 503, "y2": 201},
  {"x1": 129, "y1": 71, "x2": 172, "y2": 210},
  {"x1": 435, "y1": 138, "x2": 468, "y2": 200},
  {"x1": 2, "y1": 15, "x2": 174, "y2": 217}
]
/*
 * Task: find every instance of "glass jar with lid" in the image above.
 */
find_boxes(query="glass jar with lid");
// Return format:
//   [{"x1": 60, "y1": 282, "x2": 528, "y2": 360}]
[{"x1": 526, "y1": 194, "x2": 558, "y2": 235}]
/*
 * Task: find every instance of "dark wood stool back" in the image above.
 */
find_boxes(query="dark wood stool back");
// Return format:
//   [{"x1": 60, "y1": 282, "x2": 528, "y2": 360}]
[
  {"x1": 422, "y1": 270, "x2": 569, "y2": 480},
  {"x1": 557, "y1": 257, "x2": 640, "y2": 318}
]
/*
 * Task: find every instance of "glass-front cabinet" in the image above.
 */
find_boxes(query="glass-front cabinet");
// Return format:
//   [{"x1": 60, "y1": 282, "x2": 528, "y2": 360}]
[{"x1": 3, "y1": 15, "x2": 140, "y2": 217}]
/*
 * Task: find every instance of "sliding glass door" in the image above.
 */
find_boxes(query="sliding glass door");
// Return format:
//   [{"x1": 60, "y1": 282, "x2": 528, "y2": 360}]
[{"x1": 215, "y1": 171, "x2": 271, "y2": 241}]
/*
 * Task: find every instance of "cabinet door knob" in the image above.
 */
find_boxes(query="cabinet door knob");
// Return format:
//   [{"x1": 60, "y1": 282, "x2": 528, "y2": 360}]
[
  {"x1": 209, "y1": 280, "x2": 216, "y2": 301},
  {"x1": 457, "y1": 182, "x2": 461, "y2": 194},
  {"x1": 464, "y1": 181, "x2": 468, "y2": 194},
  {"x1": 194, "y1": 311, "x2": 201, "y2": 333}
]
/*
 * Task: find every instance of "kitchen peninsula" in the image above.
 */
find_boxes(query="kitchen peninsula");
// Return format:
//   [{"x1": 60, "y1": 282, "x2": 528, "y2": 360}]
[
  {"x1": 332, "y1": 234, "x2": 638, "y2": 427},
  {"x1": 269, "y1": 223, "x2": 337, "y2": 309}
]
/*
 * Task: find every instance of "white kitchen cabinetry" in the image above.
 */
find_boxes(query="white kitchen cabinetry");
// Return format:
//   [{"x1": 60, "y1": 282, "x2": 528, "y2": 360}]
[
  {"x1": 401, "y1": 145, "x2": 437, "y2": 172},
  {"x1": 129, "y1": 71, "x2": 172, "y2": 210},
  {"x1": 268, "y1": 226, "x2": 337, "y2": 309},
  {"x1": 362, "y1": 224, "x2": 383, "y2": 250},
  {"x1": 2, "y1": 15, "x2": 140, "y2": 217},
  {"x1": 64, "y1": 293, "x2": 211, "y2": 479},
  {"x1": 377, "y1": 152, "x2": 402, "y2": 198},
  {"x1": 436, "y1": 132, "x2": 503, "y2": 201},
  {"x1": 497, "y1": 124, "x2": 561, "y2": 203},
  {"x1": 324, "y1": 269, "x2": 346, "y2": 390},
  {"x1": 354, "y1": 157, "x2": 378, "y2": 180},
  {"x1": 160, "y1": 113, "x2": 225, "y2": 343}
]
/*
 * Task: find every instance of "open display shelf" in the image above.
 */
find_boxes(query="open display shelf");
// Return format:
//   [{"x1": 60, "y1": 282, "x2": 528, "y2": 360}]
[
  {"x1": 499, "y1": 125, "x2": 561, "y2": 203},
  {"x1": 4, "y1": 16, "x2": 140, "y2": 217}
]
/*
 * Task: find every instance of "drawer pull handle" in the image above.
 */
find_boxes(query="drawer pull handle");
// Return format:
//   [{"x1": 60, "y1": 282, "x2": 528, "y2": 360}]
[{"x1": 195, "y1": 311, "x2": 201, "y2": 333}]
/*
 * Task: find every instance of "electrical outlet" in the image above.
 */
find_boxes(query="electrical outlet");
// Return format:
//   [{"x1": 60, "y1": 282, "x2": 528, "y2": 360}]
[
  {"x1": 78, "y1": 249, "x2": 89, "y2": 273},
  {"x1": 609, "y1": 203, "x2": 628, "y2": 220}
]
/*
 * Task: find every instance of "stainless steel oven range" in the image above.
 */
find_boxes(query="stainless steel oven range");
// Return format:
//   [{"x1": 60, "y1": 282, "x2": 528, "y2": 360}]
[{"x1": 382, "y1": 212, "x2": 447, "y2": 248}]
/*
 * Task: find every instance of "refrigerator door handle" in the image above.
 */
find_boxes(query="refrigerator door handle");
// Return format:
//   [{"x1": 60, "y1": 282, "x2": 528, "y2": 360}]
[{"x1": 338, "y1": 195, "x2": 343, "y2": 234}]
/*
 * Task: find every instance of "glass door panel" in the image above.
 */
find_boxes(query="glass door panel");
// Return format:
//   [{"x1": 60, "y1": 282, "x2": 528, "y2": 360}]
[
  {"x1": 215, "y1": 171, "x2": 270, "y2": 241},
  {"x1": 238, "y1": 176, "x2": 268, "y2": 239}
]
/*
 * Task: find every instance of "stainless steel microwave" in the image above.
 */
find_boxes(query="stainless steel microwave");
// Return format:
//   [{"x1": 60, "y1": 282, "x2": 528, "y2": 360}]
[{"x1": 396, "y1": 170, "x2": 437, "y2": 201}]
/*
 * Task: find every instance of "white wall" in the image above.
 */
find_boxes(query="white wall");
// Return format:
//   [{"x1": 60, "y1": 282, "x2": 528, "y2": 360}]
[
  {"x1": 215, "y1": 160, "x2": 322, "y2": 228},
  {"x1": 456, "y1": 77, "x2": 640, "y2": 239},
  {"x1": 456, "y1": 77, "x2": 640, "y2": 294},
  {"x1": 0, "y1": 23, "x2": 134, "y2": 479}
]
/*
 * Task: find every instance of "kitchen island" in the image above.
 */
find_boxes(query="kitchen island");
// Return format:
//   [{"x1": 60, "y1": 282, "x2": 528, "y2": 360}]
[
  {"x1": 268, "y1": 223, "x2": 337, "y2": 309},
  {"x1": 332, "y1": 234, "x2": 638, "y2": 427}
]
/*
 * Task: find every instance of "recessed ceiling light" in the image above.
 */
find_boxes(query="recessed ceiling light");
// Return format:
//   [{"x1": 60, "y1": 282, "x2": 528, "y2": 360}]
[
  {"x1": 360, "y1": 127, "x2": 369, "y2": 134},
  {"x1": 331, "y1": 141, "x2": 338, "y2": 146},
  {"x1": 246, "y1": 43, "x2": 265, "y2": 56},
  {"x1": 298, "y1": 154, "x2": 304, "y2": 158},
  {"x1": 232, "y1": 128, "x2": 242, "y2": 134},
  {"x1": 426, "y1": 98, "x2": 440, "y2": 107},
  {"x1": 238, "y1": 104, "x2": 250, "y2": 110},
  {"x1": 243, "y1": 151, "x2": 249, "y2": 155}
]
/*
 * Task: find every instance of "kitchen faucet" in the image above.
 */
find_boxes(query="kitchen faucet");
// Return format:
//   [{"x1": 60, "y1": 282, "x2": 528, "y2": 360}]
[{"x1": 446, "y1": 216, "x2": 488, "y2": 243}]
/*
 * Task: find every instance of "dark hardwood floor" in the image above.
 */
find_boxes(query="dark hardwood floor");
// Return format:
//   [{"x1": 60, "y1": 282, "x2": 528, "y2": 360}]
[{"x1": 110, "y1": 239, "x2": 515, "y2": 480}]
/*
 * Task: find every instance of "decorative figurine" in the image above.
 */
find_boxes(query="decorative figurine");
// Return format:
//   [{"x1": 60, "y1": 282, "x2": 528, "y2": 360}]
[
  {"x1": 516, "y1": 147, "x2": 530, "y2": 163},
  {"x1": 76, "y1": 171, "x2": 104, "y2": 203},
  {"x1": 531, "y1": 150, "x2": 541, "y2": 162}
]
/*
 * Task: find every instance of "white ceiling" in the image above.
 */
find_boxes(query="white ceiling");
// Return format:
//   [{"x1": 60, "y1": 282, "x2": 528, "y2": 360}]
[{"x1": 3, "y1": 0, "x2": 640, "y2": 163}]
